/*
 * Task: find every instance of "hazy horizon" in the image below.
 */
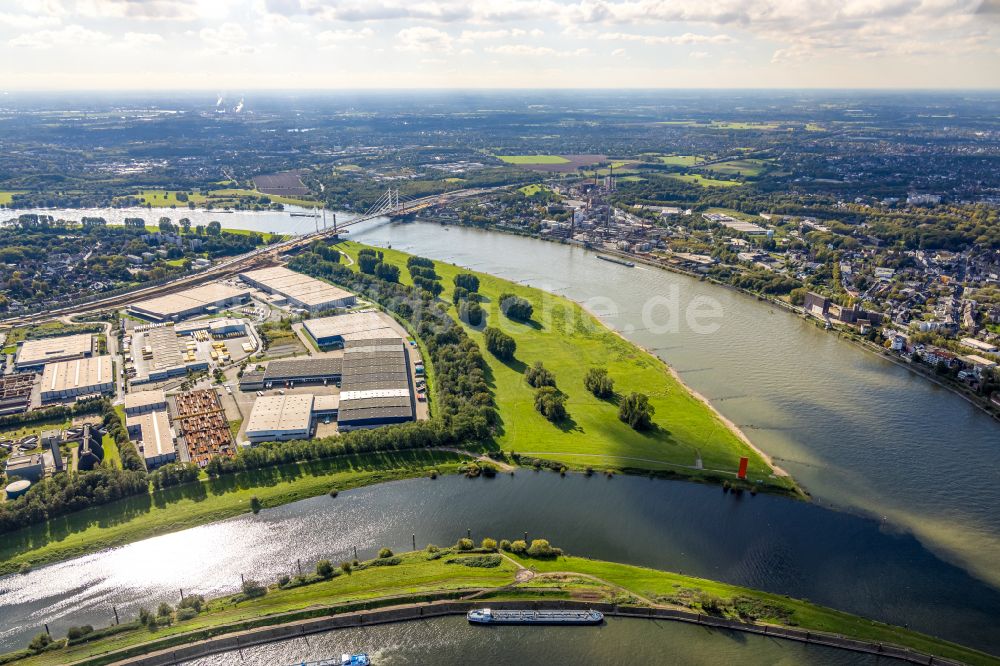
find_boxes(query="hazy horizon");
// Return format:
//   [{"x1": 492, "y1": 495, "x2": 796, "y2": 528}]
[{"x1": 2, "y1": 0, "x2": 998, "y2": 90}]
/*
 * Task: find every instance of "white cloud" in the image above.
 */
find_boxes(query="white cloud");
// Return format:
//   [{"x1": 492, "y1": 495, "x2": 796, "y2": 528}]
[
  {"x1": 317, "y1": 27, "x2": 374, "y2": 48},
  {"x1": 9, "y1": 24, "x2": 110, "y2": 49},
  {"x1": 73, "y1": 0, "x2": 204, "y2": 21},
  {"x1": 0, "y1": 11, "x2": 61, "y2": 30},
  {"x1": 689, "y1": 50, "x2": 709, "y2": 59},
  {"x1": 395, "y1": 26, "x2": 453, "y2": 53},
  {"x1": 566, "y1": 27, "x2": 733, "y2": 45},
  {"x1": 486, "y1": 44, "x2": 589, "y2": 57},
  {"x1": 199, "y1": 22, "x2": 259, "y2": 54},
  {"x1": 457, "y1": 28, "x2": 543, "y2": 42}
]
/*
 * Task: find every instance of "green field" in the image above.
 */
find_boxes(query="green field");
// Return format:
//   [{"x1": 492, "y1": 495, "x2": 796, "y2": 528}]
[
  {"x1": 668, "y1": 173, "x2": 743, "y2": 188},
  {"x1": 498, "y1": 155, "x2": 570, "y2": 165},
  {"x1": 658, "y1": 155, "x2": 702, "y2": 166},
  {"x1": 337, "y1": 242, "x2": 793, "y2": 491},
  {"x1": 518, "y1": 184, "x2": 557, "y2": 197},
  {"x1": 124, "y1": 188, "x2": 320, "y2": 209},
  {"x1": 0, "y1": 451, "x2": 463, "y2": 577},
  {"x1": 702, "y1": 159, "x2": 769, "y2": 177},
  {"x1": 0, "y1": 191, "x2": 22, "y2": 205},
  {"x1": 7, "y1": 550, "x2": 993, "y2": 666}
]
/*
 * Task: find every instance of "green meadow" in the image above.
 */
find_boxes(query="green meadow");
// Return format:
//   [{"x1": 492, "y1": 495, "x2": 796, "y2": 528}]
[{"x1": 338, "y1": 242, "x2": 794, "y2": 491}]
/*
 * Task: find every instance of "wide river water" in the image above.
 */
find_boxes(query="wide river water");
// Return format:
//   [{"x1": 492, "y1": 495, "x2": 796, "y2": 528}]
[
  {"x1": 1, "y1": 208, "x2": 999, "y2": 658},
  {"x1": 182, "y1": 615, "x2": 883, "y2": 666}
]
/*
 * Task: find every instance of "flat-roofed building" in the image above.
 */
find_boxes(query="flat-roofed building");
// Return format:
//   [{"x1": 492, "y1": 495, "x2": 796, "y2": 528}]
[
  {"x1": 40, "y1": 355, "x2": 114, "y2": 402},
  {"x1": 304, "y1": 312, "x2": 396, "y2": 347},
  {"x1": 262, "y1": 357, "x2": 342, "y2": 387},
  {"x1": 4, "y1": 453, "x2": 45, "y2": 482},
  {"x1": 125, "y1": 389, "x2": 167, "y2": 415},
  {"x1": 240, "y1": 267, "x2": 355, "y2": 312},
  {"x1": 245, "y1": 394, "x2": 314, "y2": 442},
  {"x1": 16, "y1": 333, "x2": 94, "y2": 371},
  {"x1": 338, "y1": 337, "x2": 414, "y2": 430},
  {"x1": 131, "y1": 325, "x2": 209, "y2": 384},
  {"x1": 128, "y1": 283, "x2": 250, "y2": 322},
  {"x1": 126, "y1": 409, "x2": 177, "y2": 469}
]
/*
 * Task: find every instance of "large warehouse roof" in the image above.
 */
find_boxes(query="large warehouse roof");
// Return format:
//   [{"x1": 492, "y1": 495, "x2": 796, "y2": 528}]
[
  {"x1": 263, "y1": 358, "x2": 342, "y2": 383},
  {"x1": 339, "y1": 336, "x2": 413, "y2": 425},
  {"x1": 16, "y1": 333, "x2": 93, "y2": 368},
  {"x1": 245, "y1": 394, "x2": 314, "y2": 434},
  {"x1": 129, "y1": 283, "x2": 249, "y2": 321},
  {"x1": 126, "y1": 410, "x2": 174, "y2": 462},
  {"x1": 41, "y1": 355, "x2": 113, "y2": 395},
  {"x1": 240, "y1": 267, "x2": 355, "y2": 311},
  {"x1": 303, "y1": 312, "x2": 397, "y2": 343}
]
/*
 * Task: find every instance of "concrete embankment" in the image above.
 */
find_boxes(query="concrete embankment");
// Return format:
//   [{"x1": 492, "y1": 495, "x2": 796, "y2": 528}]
[{"x1": 106, "y1": 599, "x2": 960, "y2": 666}]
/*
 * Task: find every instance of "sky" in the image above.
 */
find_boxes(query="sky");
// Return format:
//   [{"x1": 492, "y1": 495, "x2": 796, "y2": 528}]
[{"x1": 1, "y1": 0, "x2": 999, "y2": 90}]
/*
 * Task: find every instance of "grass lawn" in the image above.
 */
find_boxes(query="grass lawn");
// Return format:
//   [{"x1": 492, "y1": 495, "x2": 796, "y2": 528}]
[
  {"x1": 124, "y1": 188, "x2": 320, "y2": 209},
  {"x1": 668, "y1": 173, "x2": 743, "y2": 188},
  {"x1": 518, "y1": 184, "x2": 556, "y2": 197},
  {"x1": 336, "y1": 242, "x2": 794, "y2": 492},
  {"x1": 0, "y1": 450, "x2": 463, "y2": 577},
  {"x1": 101, "y1": 433, "x2": 121, "y2": 470},
  {"x1": 0, "y1": 191, "x2": 23, "y2": 205},
  {"x1": 618, "y1": 176, "x2": 645, "y2": 182},
  {"x1": 0, "y1": 417, "x2": 72, "y2": 446},
  {"x1": 9, "y1": 550, "x2": 994, "y2": 666},
  {"x1": 498, "y1": 155, "x2": 570, "y2": 165},
  {"x1": 702, "y1": 159, "x2": 770, "y2": 177},
  {"x1": 658, "y1": 155, "x2": 702, "y2": 166}
]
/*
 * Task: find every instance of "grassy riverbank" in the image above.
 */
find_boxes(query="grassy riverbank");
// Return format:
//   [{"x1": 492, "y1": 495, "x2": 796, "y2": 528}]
[
  {"x1": 5, "y1": 548, "x2": 995, "y2": 666},
  {"x1": 337, "y1": 241, "x2": 798, "y2": 495},
  {"x1": 0, "y1": 450, "x2": 462, "y2": 577}
]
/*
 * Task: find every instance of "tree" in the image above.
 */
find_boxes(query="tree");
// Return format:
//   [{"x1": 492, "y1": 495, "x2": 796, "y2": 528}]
[
  {"x1": 250, "y1": 496, "x2": 262, "y2": 514},
  {"x1": 526, "y1": 539, "x2": 561, "y2": 558},
  {"x1": 584, "y1": 367, "x2": 614, "y2": 398},
  {"x1": 28, "y1": 633, "x2": 52, "y2": 652},
  {"x1": 206, "y1": 220, "x2": 222, "y2": 236},
  {"x1": 534, "y1": 386, "x2": 567, "y2": 422},
  {"x1": 618, "y1": 392, "x2": 655, "y2": 430},
  {"x1": 458, "y1": 300, "x2": 484, "y2": 326},
  {"x1": 374, "y1": 261, "x2": 400, "y2": 283},
  {"x1": 456, "y1": 537, "x2": 474, "y2": 550},
  {"x1": 358, "y1": 254, "x2": 379, "y2": 274},
  {"x1": 454, "y1": 273, "x2": 480, "y2": 292},
  {"x1": 525, "y1": 361, "x2": 555, "y2": 388},
  {"x1": 499, "y1": 293, "x2": 533, "y2": 321},
  {"x1": 179, "y1": 217, "x2": 191, "y2": 233},
  {"x1": 316, "y1": 559, "x2": 334, "y2": 578},
  {"x1": 158, "y1": 217, "x2": 174, "y2": 233},
  {"x1": 378, "y1": 547, "x2": 393, "y2": 558},
  {"x1": 481, "y1": 537, "x2": 497, "y2": 551},
  {"x1": 484, "y1": 327, "x2": 516, "y2": 360}
]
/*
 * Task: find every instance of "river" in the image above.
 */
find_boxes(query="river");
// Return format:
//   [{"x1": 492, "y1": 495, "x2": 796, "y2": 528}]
[
  {"x1": 1, "y1": 209, "x2": 998, "y2": 657},
  {"x1": 182, "y1": 616, "x2": 881, "y2": 666},
  {"x1": 2, "y1": 475, "x2": 999, "y2": 654},
  {"x1": 347, "y1": 218, "x2": 1000, "y2": 592}
]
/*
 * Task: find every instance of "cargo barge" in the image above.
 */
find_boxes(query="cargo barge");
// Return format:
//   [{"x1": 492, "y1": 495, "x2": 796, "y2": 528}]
[
  {"x1": 467, "y1": 608, "x2": 604, "y2": 625},
  {"x1": 596, "y1": 254, "x2": 635, "y2": 267}
]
